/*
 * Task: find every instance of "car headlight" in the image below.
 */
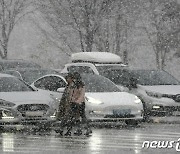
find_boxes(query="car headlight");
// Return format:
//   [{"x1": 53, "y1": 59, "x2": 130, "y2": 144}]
[
  {"x1": 86, "y1": 97, "x2": 103, "y2": 105},
  {"x1": 134, "y1": 96, "x2": 142, "y2": 104},
  {"x1": 50, "y1": 110, "x2": 57, "y2": 118},
  {"x1": 146, "y1": 91, "x2": 162, "y2": 98},
  {"x1": 0, "y1": 109, "x2": 14, "y2": 119}
]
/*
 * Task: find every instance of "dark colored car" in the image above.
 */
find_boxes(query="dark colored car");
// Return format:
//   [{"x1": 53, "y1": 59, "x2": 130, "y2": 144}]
[
  {"x1": 0, "y1": 59, "x2": 41, "y2": 71},
  {"x1": 101, "y1": 67, "x2": 180, "y2": 118}
]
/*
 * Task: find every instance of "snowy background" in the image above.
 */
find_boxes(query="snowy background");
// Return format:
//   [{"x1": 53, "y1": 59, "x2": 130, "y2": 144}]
[
  {"x1": 7, "y1": 17, "x2": 180, "y2": 80},
  {"x1": 6, "y1": 0, "x2": 180, "y2": 80}
]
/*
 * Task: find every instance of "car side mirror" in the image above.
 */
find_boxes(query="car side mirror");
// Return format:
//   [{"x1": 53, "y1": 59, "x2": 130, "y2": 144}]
[{"x1": 57, "y1": 88, "x2": 65, "y2": 93}]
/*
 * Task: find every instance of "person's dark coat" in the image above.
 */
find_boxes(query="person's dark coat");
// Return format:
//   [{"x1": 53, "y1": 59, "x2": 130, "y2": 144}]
[{"x1": 56, "y1": 86, "x2": 71, "y2": 121}]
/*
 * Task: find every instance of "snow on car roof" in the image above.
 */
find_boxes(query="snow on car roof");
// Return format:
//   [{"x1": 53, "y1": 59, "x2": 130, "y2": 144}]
[{"x1": 71, "y1": 52, "x2": 122, "y2": 63}]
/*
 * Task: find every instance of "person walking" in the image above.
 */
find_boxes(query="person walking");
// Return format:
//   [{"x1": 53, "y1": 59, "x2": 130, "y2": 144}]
[
  {"x1": 56, "y1": 72, "x2": 78, "y2": 136},
  {"x1": 71, "y1": 72, "x2": 92, "y2": 136},
  {"x1": 56, "y1": 72, "x2": 92, "y2": 136}
]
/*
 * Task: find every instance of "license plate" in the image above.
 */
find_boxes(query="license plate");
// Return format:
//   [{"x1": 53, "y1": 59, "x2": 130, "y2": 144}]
[
  {"x1": 113, "y1": 109, "x2": 131, "y2": 115},
  {"x1": 26, "y1": 111, "x2": 44, "y2": 117},
  {"x1": 172, "y1": 111, "x2": 180, "y2": 116}
]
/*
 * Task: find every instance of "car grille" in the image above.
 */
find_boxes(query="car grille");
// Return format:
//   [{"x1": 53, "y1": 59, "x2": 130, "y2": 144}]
[{"x1": 17, "y1": 104, "x2": 49, "y2": 117}]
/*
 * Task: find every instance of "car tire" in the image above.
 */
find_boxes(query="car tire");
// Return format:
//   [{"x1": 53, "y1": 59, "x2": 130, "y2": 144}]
[{"x1": 125, "y1": 120, "x2": 138, "y2": 126}]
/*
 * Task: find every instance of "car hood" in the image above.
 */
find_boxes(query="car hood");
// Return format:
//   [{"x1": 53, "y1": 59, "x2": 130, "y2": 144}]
[
  {"x1": 138, "y1": 85, "x2": 180, "y2": 95},
  {"x1": 0, "y1": 91, "x2": 53, "y2": 105},
  {"x1": 86, "y1": 92, "x2": 139, "y2": 105}
]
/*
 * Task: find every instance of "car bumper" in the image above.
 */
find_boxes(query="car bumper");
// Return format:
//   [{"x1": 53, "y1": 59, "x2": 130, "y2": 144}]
[
  {"x1": 87, "y1": 109, "x2": 144, "y2": 121},
  {"x1": 0, "y1": 117, "x2": 56, "y2": 130}
]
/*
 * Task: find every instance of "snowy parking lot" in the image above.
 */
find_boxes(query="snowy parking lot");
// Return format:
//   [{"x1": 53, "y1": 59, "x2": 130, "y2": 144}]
[{"x1": 0, "y1": 122, "x2": 180, "y2": 154}]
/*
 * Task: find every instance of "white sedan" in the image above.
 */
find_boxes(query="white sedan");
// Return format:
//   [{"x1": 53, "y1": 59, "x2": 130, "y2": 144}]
[
  {"x1": 0, "y1": 73, "x2": 57, "y2": 130},
  {"x1": 31, "y1": 74, "x2": 144, "y2": 125}
]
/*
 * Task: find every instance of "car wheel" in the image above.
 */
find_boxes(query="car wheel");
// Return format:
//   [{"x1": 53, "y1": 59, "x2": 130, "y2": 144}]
[{"x1": 125, "y1": 120, "x2": 138, "y2": 126}]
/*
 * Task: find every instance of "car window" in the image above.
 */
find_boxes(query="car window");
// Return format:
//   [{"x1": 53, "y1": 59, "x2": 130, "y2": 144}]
[
  {"x1": 19, "y1": 69, "x2": 60, "y2": 84},
  {"x1": 103, "y1": 69, "x2": 180, "y2": 86},
  {"x1": 82, "y1": 75, "x2": 121, "y2": 92},
  {"x1": 0, "y1": 77, "x2": 34, "y2": 92},
  {"x1": 131, "y1": 70, "x2": 180, "y2": 85},
  {"x1": 67, "y1": 66, "x2": 94, "y2": 74},
  {"x1": 34, "y1": 76, "x2": 66, "y2": 91},
  {"x1": 102, "y1": 69, "x2": 131, "y2": 87}
]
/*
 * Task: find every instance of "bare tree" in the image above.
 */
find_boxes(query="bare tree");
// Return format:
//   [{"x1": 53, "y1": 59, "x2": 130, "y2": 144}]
[
  {"x1": 94, "y1": 0, "x2": 143, "y2": 63},
  {"x1": 140, "y1": 0, "x2": 180, "y2": 69},
  {"x1": 36, "y1": 0, "x2": 116, "y2": 53},
  {"x1": 0, "y1": 0, "x2": 33, "y2": 59}
]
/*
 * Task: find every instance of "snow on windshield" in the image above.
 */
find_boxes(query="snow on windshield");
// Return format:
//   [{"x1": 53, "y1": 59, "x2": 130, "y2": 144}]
[
  {"x1": 82, "y1": 75, "x2": 121, "y2": 92},
  {"x1": 0, "y1": 77, "x2": 33, "y2": 92}
]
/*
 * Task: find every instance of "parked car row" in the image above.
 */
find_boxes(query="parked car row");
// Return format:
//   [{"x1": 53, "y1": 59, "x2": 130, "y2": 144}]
[
  {"x1": 0, "y1": 72, "x2": 144, "y2": 130},
  {"x1": 1, "y1": 53, "x2": 180, "y2": 131},
  {"x1": 60, "y1": 52, "x2": 180, "y2": 120}
]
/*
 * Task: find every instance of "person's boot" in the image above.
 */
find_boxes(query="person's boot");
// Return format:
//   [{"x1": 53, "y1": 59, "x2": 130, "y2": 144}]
[
  {"x1": 64, "y1": 126, "x2": 72, "y2": 136},
  {"x1": 64, "y1": 130, "x2": 71, "y2": 136},
  {"x1": 59, "y1": 130, "x2": 63, "y2": 136},
  {"x1": 84, "y1": 127, "x2": 92, "y2": 136}
]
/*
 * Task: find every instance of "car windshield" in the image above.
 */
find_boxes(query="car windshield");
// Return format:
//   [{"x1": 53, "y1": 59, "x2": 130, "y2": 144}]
[
  {"x1": 102, "y1": 69, "x2": 180, "y2": 86},
  {"x1": 82, "y1": 75, "x2": 121, "y2": 92},
  {"x1": 0, "y1": 77, "x2": 34, "y2": 92},
  {"x1": 132, "y1": 70, "x2": 180, "y2": 85},
  {"x1": 96, "y1": 65, "x2": 127, "y2": 75},
  {"x1": 20, "y1": 69, "x2": 60, "y2": 84}
]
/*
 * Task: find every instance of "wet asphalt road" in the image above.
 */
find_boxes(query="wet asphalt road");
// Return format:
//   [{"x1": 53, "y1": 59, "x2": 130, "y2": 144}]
[{"x1": 0, "y1": 122, "x2": 180, "y2": 154}]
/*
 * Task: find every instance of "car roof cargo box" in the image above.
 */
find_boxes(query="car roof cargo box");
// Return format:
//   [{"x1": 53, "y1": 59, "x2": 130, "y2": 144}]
[{"x1": 71, "y1": 52, "x2": 122, "y2": 64}]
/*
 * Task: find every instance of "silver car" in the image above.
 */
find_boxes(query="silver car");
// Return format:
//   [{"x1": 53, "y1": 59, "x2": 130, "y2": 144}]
[{"x1": 0, "y1": 73, "x2": 57, "y2": 130}]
